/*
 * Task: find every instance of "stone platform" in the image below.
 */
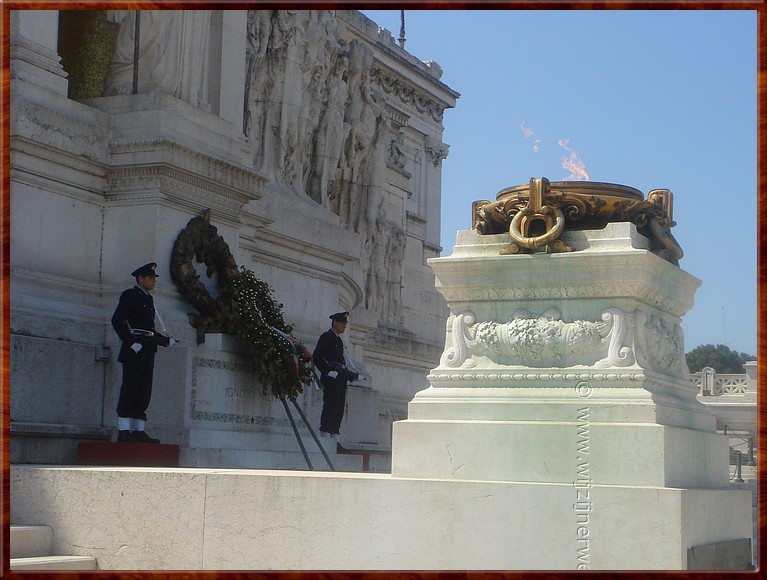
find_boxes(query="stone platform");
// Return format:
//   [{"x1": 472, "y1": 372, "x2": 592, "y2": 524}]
[
  {"x1": 76, "y1": 442, "x2": 180, "y2": 468},
  {"x1": 10, "y1": 465, "x2": 753, "y2": 570}
]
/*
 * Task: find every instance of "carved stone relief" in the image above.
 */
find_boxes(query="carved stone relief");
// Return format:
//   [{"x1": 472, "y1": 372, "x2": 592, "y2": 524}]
[
  {"x1": 438, "y1": 305, "x2": 688, "y2": 378},
  {"x1": 440, "y1": 307, "x2": 634, "y2": 369},
  {"x1": 365, "y1": 220, "x2": 406, "y2": 325},
  {"x1": 387, "y1": 130, "x2": 410, "y2": 176},
  {"x1": 634, "y1": 311, "x2": 687, "y2": 375},
  {"x1": 101, "y1": 9, "x2": 446, "y2": 332},
  {"x1": 424, "y1": 135, "x2": 449, "y2": 167}
]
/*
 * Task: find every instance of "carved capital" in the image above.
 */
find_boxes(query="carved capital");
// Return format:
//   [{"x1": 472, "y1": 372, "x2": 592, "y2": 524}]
[{"x1": 424, "y1": 135, "x2": 449, "y2": 167}]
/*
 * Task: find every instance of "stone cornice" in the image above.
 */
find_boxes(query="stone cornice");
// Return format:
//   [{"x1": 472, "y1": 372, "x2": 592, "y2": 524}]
[
  {"x1": 108, "y1": 138, "x2": 265, "y2": 190},
  {"x1": 436, "y1": 281, "x2": 692, "y2": 319},
  {"x1": 426, "y1": 369, "x2": 696, "y2": 398},
  {"x1": 370, "y1": 64, "x2": 449, "y2": 124},
  {"x1": 106, "y1": 138, "x2": 265, "y2": 223}
]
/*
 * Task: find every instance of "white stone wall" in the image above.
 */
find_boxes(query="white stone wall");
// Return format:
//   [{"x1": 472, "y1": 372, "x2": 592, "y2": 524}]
[
  {"x1": 10, "y1": 466, "x2": 754, "y2": 570},
  {"x1": 9, "y1": 9, "x2": 457, "y2": 465}
]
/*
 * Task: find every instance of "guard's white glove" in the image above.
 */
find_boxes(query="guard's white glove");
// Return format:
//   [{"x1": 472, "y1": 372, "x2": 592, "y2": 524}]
[
  {"x1": 131, "y1": 343, "x2": 143, "y2": 353},
  {"x1": 327, "y1": 370, "x2": 338, "y2": 379}
]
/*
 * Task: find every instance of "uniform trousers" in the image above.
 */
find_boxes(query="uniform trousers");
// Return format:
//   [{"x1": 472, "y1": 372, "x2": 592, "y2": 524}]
[
  {"x1": 116, "y1": 348, "x2": 155, "y2": 421},
  {"x1": 320, "y1": 382, "x2": 347, "y2": 435}
]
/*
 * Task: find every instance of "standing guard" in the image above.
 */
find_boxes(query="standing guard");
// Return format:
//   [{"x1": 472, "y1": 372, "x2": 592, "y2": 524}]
[
  {"x1": 313, "y1": 311, "x2": 359, "y2": 439},
  {"x1": 111, "y1": 262, "x2": 171, "y2": 443}
]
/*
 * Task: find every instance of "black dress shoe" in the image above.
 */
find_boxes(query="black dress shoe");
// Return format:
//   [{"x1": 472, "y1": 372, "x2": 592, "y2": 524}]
[
  {"x1": 117, "y1": 430, "x2": 137, "y2": 443},
  {"x1": 132, "y1": 431, "x2": 160, "y2": 444}
]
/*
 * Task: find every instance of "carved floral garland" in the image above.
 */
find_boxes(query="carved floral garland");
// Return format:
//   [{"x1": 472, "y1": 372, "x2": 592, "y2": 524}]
[
  {"x1": 441, "y1": 307, "x2": 635, "y2": 369},
  {"x1": 439, "y1": 306, "x2": 687, "y2": 377}
]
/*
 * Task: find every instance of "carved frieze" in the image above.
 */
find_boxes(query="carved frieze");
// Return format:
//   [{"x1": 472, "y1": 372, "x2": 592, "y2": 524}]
[
  {"x1": 441, "y1": 307, "x2": 634, "y2": 369},
  {"x1": 436, "y1": 281, "x2": 693, "y2": 319},
  {"x1": 370, "y1": 65, "x2": 447, "y2": 123},
  {"x1": 435, "y1": 304, "x2": 689, "y2": 381},
  {"x1": 106, "y1": 138, "x2": 263, "y2": 223}
]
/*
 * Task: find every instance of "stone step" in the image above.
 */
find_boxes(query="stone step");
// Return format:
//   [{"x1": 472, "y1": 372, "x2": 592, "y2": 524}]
[
  {"x1": 77, "y1": 442, "x2": 180, "y2": 467},
  {"x1": 10, "y1": 525, "x2": 99, "y2": 570},
  {"x1": 180, "y1": 445, "x2": 367, "y2": 472},
  {"x1": 178, "y1": 431, "x2": 391, "y2": 472},
  {"x1": 10, "y1": 525, "x2": 52, "y2": 558},
  {"x1": 77, "y1": 436, "x2": 391, "y2": 472},
  {"x1": 10, "y1": 555, "x2": 98, "y2": 571}
]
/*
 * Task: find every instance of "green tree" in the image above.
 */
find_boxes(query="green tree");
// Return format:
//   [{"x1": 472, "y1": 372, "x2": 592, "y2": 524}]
[{"x1": 685, "y1": 344, "x2": 756, "y2": 374}]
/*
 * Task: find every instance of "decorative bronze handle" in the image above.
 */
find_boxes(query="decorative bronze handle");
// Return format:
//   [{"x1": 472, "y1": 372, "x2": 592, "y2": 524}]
[{"x1": 509, "y1": 206, "x2": 565, "y2": 249}]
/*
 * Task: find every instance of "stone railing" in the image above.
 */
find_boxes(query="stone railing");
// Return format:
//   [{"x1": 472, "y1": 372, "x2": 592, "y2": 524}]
[{"x1": 692, "y1": 366, "x2": 754, "y2": 396}]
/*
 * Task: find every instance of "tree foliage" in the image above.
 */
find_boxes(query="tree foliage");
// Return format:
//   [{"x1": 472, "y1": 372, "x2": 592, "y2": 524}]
[{"x1": 685, "y1": 344, "x2": 756, "y2": 374}]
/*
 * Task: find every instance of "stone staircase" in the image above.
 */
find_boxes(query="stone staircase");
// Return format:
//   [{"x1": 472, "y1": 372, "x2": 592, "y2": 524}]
[
  {"x1": 178, "y1": 429, "x2": 391, "y2": 472},
  {"x1": 10, "y1": 525, "x2": 98, "y2": 570}
]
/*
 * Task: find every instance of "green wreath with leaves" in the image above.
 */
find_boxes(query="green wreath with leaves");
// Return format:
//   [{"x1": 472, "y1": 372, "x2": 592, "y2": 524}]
[
  {"x1": 171, "y1": 211, "x2": 317, "y2": 401},
  {"x1": 220, "y1": 267, "x2": 317, "y2": 401}
]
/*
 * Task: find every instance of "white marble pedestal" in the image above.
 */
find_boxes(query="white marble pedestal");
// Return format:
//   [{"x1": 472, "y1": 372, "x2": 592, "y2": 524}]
[{"x1": 390, "y1": 223, "x2": 752, "y2": 566}]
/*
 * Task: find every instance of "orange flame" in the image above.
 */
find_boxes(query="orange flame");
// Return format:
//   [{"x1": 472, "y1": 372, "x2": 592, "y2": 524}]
[{"x1": 558, "y1": 139, "x2": 590, "y2": 181}]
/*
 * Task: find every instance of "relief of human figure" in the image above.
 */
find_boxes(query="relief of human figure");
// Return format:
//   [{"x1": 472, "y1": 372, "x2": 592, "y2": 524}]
[
  {"x1": 388, "y1": 131, "x2": 407, "y2": 171},
  {"x1": 246, "y1": 10, "x2": 351, "y2": 199},
  {"x1": 385, "y1": 228, "x2": 406, "y2": 324},
  {"x1": 364, "y1": 220, "x2": 406, "y2": 324},
  {"x1": 365, "y1": 220, "x2": 388, "y2": 314},
  {"x1": 355, "y1": 115, "x2": 390, "y2": 247},
  {"x1": 332, "y1": 41, "x2": 377, "y2": 227},
  {"x1": 104, "y1": 10, "x2": 211, "y2": 110},
  {"x1": 242, "y1": 11, "x2": 391, "y2": 246},
  {"x1": 243, "y1": 10, "x2": 273, "y2": 138},
  {"x1": 245, "y1": 10, "x2": 292, "y2": 178},
  {"x1": 307, "y1": 48, "x2": 350, "y2": 206},
  {"x1": 341, "y1": 41, "x2": 378, "y2": 175}
]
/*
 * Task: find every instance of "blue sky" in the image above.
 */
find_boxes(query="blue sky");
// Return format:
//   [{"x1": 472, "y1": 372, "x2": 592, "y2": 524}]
[{"x1": 362, "y1": 9, "x2": 757, "y2": 356}]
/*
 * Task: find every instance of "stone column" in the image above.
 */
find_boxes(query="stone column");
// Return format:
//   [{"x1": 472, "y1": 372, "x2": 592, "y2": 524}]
[
  {"x1": 212, "y1": 10, "x2": 247, "y2": 128},
  {"x1": 702, "y1": 366, "x2": 716, "y2": 395},
  {"x1": 10, "y1": 10, "x2": 68, "y2": 95}
]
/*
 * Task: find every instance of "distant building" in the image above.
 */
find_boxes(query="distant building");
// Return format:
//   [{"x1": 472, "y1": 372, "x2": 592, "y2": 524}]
[{"x1": 695, "y1": 361, "x2": 757, "y2": 474}]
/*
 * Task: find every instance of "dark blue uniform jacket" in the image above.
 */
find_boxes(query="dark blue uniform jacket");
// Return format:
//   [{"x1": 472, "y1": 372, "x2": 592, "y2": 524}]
[
  {"x1": 111, "y1": 286, "x2": 158, "y2": 362},
  {"x1": 313, "y1": 329, "x2": 349, "y2": 388}
]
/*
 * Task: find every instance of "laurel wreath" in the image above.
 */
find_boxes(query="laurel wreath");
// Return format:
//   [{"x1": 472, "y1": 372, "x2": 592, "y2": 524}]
[
  {"x1": 221, "y1": 267, "x2": 315, "y2": 401},
  {"x1": 171, "y1": 211, "x2": 314, "y2": 400}
]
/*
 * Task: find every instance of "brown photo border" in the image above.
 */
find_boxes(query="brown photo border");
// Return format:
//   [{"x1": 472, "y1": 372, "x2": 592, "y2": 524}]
[{"x1": 1, "y1": 1, "x2": 764, "y2": 578}]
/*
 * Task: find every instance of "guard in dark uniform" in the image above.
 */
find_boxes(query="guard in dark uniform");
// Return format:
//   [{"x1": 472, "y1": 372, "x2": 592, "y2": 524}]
[
  {"x1": 313, "y1": 311, "x2": 359, "y2": 439},
  {"x1": 111, "y1": 262, "x2": 168, "y2": 443}
]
